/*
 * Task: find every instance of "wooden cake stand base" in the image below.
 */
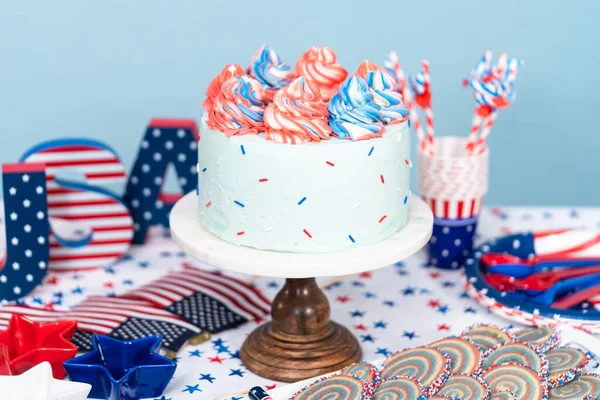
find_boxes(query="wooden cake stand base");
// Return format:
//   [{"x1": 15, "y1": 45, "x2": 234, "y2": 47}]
[
  {"x1": 240, "y1": 278, "x2": 360, "y2": 382},
  {"x1": 170, "y1": 192, "x2": 432, "y2": 382}
]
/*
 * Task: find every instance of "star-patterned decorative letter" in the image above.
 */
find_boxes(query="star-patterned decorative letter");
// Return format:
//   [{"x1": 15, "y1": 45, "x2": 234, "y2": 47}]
[
  {"x1": 124, "y1": 119, "x2": 199, "y2": 244},
  {"x1": 0, "y1": 163, "x2": 50, "y2": 301}
]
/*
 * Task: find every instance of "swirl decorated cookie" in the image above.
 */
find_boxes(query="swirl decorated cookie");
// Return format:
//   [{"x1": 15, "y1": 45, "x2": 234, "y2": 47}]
[
  {"x1": 290, "y1": 374, "x2": 371, "y2": 400},
  {"x1": 546, "y1": 347, "x2": 591, "y2": 388},
  {"x1": 548, "y1": 373, "x2": 600, "y2": 399},
  {"x1": 436, "y1": 374, "x2": 491, "y2": 400},
  {"x1": 430, "y1": 336, "x2": 483, "y2": 375},
  {"x1": 482, "y1": 342, "x2": 549, "y2": 376},
  {"x1": 481, "y1": 363, "x2": 548, "y2": 400},
  {"x1": 341, "y1": 362, "x2": 380, "y2": 385},
  {"x1": 371, "y1": 376, "x2": 425, "y2": 400},
  {"x1": 490, "y1": 390, "x2": 518, "y2": 400},
  {"x1": 381, "y1": 347, "x2": 451, "y2": 395},
  {"x1": 462, "y1": 324, "x2": 514, "y2": 351},
  {"x1": 513, "y1": 326, "x2": 559, "y2": 353}
]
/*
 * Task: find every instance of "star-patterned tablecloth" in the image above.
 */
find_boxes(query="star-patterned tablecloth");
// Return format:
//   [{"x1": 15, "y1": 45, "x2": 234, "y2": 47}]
[{"x1": 6, "y1": 206, "x2": 600, "y2": 399}]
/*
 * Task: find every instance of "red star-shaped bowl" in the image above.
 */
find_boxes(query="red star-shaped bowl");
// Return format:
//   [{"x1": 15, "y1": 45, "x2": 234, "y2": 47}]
[{"x1": 0, "y1": 314, "x2": 77, "y2": 378}]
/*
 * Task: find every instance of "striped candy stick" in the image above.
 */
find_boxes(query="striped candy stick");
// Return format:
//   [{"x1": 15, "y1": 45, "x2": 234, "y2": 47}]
[
  {"x1": 466, "y1": 109, "x2": 485, "y2": 154},
  {"x1": 385, "y1": 52, "x2": 428, "y2": 153},
  {"x1": 421, "y1": 60, "x2": 435, "y2": 152},
  {"x1": 473, "y1": 110, "x2": 497, "y2": 154}
]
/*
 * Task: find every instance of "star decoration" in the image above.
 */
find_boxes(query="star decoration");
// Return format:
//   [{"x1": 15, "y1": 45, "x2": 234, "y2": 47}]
[
  {"x1": 0, "y1": 361, "x2": 90, "y2": 399},
  {"x1": 402, "y1": 331, "x2": 418, "y2": 340},
  {"x1": 402, "y1": 286, "x2": 416, "y2": 295},
  {"x1": 199, "y1": 373, "x2": 216, "y2": 383},
  {"x1": 350, "y1": 310, "x2": 365, "y2": 317},
  {"x1": 373, "y1": 320, "x2": 388, "y2": 329},
  {"x1": 64, "y1": 334, "x2": 176, "y2": 400},
  {"x1": 360, "y1": 334, "x2": 375, "y2": 343},
  {"x1": 209, "y1": 355, "x2": 225, "y2": 363},
  {"x1": 0, "y1": 314, "x2": 77, "y2": 378},
  {"x1": 229, "y1": 368, "x2": 245, "y2": 377},
  {"x1": 376, "y1": 348, "x2": 391, "y2": 356},
  {"x1": 182, "y1": 384, "x2": 201, "y2": 394},
  {"x1": 188, "y1": 349, "x2": 203, "y2": 357}
]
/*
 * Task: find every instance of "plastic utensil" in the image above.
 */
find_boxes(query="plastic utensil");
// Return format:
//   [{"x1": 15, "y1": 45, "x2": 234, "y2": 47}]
[
  {"x1": 551, "y1": 282, "x2": 600, "y2": 310},
  {"x1": 485, "y1": 254, "x2": 600, "y2": 279},
  {"x1": 512, "y1": 265, "x2": 600, "y2": 292},
  {"x1": 520, "y1": 273, "x2": 600, "y2": 305}
]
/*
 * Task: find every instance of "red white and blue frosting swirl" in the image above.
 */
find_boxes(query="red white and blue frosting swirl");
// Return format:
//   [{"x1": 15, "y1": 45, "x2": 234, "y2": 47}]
[
  {"x1": 264, "y1": 77, "x2": 332, "y2": 144},
  {"x1": 355, "y1": 61, "x2": 408, "y2": 124},
  {"x1": 249, "y1": 44, "x2": 294, "y2": 96},
  {"x1": 328, "y1": 76, "x2": 384, "y2": 141},
  {"x1": 206, "y1": 76, "x2": 267, "y2": 136}
]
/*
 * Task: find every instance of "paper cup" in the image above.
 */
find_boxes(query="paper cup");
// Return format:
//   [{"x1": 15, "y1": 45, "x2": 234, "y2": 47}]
[{"x1": 418, "y1": 137, "x2": 489, "y2": 269}]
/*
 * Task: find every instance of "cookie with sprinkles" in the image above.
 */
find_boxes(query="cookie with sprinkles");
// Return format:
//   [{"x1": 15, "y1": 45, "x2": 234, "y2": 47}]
[
  {"x1": 513, "y1": 326, "x2": 559, "y2": 353},
  {"x1": 290, "y1": 374, "x2": 371, "y2": 400},
  {"x1": 381, "y1": 346, "x2": 451, "y2": 395},
  {"x1": 481, "y1": 363, "x2": 548, "y2": 400},
  {"x1": 482, "y1": 342, "x2": 549, "y2": 376},
  {"x1": 490, "y1": 390, "x2": 518, "y2": 400},
  {"x1": 546, "y1": 347, "x2": 591, "y2": 388},
  {"x1": 341, "y1": 362, "x2": 380, "y2": 385},
  {"x1": 462, "y1": 323, "x2": 515, "y2": 351},
  {"x1": 371, "y1": 376, "x2": 426, "y2": 400},
  {"x1": 430, "y1": 336, "x2": 483, "y2": 375},
  {"x1": 548, "y1": 373, "x2": 600, "y2": 399},
  {"x1": 436, "y1": 374, "x2": 491, "y2": 400}
]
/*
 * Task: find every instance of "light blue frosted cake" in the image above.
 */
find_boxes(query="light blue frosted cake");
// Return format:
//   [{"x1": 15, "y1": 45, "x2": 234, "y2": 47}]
[{"x1": 197, "y1": 45, "x2": 412, "y2": 253}]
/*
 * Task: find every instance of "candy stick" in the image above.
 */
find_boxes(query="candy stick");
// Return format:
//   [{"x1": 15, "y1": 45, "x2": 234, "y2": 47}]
[
  {"x1": 466, "y1": 108, "x2": 485, "y2": 154},
  {"x1": 385, "y1": 52, "x2": 428, "y2": 152},
  {"x1": 473, "y1": 109, "x2": 497, "y2": 154},
  {"x1": 421, "y1": 60, "x2": 435, "y2": 150}
]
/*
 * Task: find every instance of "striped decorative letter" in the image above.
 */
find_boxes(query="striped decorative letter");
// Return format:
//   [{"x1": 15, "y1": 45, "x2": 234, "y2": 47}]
[{"x1": 20, "y1": 139, "x2": 133, "y2": 271}]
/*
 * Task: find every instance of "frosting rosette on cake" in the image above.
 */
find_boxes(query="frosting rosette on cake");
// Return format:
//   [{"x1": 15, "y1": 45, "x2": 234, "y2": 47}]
[
  {"x1": 328, "y1": 76, "x2": 384, "y2": 141},
  {"x1": 364, "y1": 70, "x2": 409, "y2": 124},
  {"x1": 203, "y1": 63, "x2": 246, "y2": 112},
  {"x1": 248, "y1": 44, "x2": 294, "y2": 100},
  {"x1": 295, "y1": 46, "x2": 348, "y2": 100},
  {"x1": 264, "y1": 77, "x2": 332, "y2": 144},
  {"x1": 355, "y1": 60, "x2": 385, "y2": 79},
  {"x1": 206, "y1": 76, "x2": 267, "y2": 136}
]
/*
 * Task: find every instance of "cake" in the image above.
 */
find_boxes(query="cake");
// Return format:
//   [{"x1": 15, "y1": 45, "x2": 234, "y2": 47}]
[{"x1": 197, "y1": 44, "x2": 412, "y2": 253}]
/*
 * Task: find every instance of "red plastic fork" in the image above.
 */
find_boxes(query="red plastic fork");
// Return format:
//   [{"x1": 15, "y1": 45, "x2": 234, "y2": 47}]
[{"x1": 512, "y1": 265, "x2": 600, "y2": 291}]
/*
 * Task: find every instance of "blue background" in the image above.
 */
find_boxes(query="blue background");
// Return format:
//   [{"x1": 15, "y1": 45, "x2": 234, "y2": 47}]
[{"x1": 1, "y1": 0, "x2": 598, "y2": 206}]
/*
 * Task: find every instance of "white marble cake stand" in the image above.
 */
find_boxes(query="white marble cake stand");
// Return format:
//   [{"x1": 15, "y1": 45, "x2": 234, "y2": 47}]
[{"x1": 170, "y1": 192, "x2": 433, "y2": 382}]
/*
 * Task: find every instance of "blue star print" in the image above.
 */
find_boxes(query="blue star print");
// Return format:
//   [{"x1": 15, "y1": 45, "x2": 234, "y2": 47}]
[
  {"x1": 71, "y1": 286, "x2": 84, "y2": 294},
  {"x1": 199, "y1": 373, "x2": 216, "y2": 383},
  {"x1": 376, "y1": 348, "x2": 391, "y2": 356},
  {"x1": 383, "y1": 300, "x2": 395, "y2": 307},
  {"x1": 182, "y1": 384, "x2": 201, "y2": 393},
  {"x1": 402, "y1": 286, "x2": 415, "y2": 295},
  {"x1": 229, "y1": 368, "x2": 245, "y2": 377},
  {"x1": 229, "y1": 350, "x2": 241, "y2": 359},
  {"x1": 364, "y1": 292, "x2": 377, "y2": 298},
  {"x1": 216, "y1": 344, "x2": 230, "y2": 353},
  {"x1": 350, "y1": 310, "x2": 365, "y2": 317},
  {"x1": 464, "y1": 307, "x2": 477, "y2": 314},
  {"x1": 403, "y1": 331, "x2": 417, "y2": 340},
  {"x1": 212, "y1": 338, "x2": 225, "y2": 347},
  {"x1": 361, "y1": 334, "x2": 375, "y2": 343},
  {"x1": 437, "y1": 305, "x2": 449, "y2": 314},
  {"x1": 442, "y1": 281, "x2": 455, "y2": 288},
  {"x1": 374, "y1": 320, "x2": 387, "y2": 329},
  {"x1": 188, "y1": 349, "x2": 203, "y2": 357}
]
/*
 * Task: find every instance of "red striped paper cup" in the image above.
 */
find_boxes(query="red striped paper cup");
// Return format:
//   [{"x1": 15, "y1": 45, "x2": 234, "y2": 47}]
[{"x1": 418, "y1": 136, "x2": 489, "y2": 218}]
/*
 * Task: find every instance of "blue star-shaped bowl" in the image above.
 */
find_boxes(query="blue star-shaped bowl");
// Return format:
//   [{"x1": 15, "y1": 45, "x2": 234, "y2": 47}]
[{"x1": 64, "y1": 334, "x2": 176, "y2": 400}]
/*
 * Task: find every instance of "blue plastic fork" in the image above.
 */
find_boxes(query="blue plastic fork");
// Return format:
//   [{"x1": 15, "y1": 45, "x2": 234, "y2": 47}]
[{"x1": 512, "y1": 273, "x2": 600, "y2": 305}]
